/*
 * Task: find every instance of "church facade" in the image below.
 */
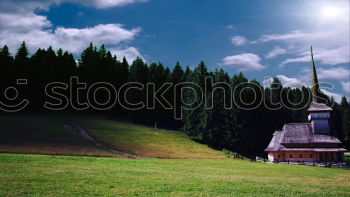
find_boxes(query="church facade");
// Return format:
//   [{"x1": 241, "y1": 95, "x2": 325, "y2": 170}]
[{"x1": 265, "y1": 47, "x2": 347, "y2": 162}]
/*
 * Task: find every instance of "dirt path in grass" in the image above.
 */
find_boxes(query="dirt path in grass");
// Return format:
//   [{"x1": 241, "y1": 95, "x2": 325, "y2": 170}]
[{"x1": 64, "y1": 123, "x2": 142, "y2": 159}]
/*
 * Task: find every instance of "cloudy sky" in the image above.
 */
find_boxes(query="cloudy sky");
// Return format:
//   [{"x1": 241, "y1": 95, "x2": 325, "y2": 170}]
[{"x1": 0, "y1": 0, "x2": 349, "y2": 101}]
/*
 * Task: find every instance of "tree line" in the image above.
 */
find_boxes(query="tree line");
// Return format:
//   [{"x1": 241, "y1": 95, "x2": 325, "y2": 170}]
[{"x1": 0, "y1": 42, "x2": 349, "y2": 156}]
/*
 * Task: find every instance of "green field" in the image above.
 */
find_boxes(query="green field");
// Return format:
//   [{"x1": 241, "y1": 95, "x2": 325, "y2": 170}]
[
  {"x1": 1, "y1": 113, "x2": 349, "y2": 196},
  {"x1": 0, "y1": 153, "x2": 349, "y2": 196}
]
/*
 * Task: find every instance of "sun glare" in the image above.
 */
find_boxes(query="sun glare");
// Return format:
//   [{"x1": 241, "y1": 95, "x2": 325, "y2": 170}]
[{"x1": 321, "y1": 6, "x2": 339, "y2": 18}]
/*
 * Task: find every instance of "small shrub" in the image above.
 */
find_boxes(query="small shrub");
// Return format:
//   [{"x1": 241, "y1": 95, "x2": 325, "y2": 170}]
[{"x1": 222, "y1": 149, "x2": 233, "y2": 158}]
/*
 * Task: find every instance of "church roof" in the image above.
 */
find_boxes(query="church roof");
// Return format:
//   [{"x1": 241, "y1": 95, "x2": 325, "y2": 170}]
[
  {"x1": 307, "y1": 102, "x2": 333, "y2": 112},
  {"x1": 273, "y1": 148, "x2": 347, "y2": 152},
  {"x1": 265, "y1": 130, "x2": 284, "y2": 151},
  {"x1": 265, "y1": 123, "x2": 344, "y2": 152}
]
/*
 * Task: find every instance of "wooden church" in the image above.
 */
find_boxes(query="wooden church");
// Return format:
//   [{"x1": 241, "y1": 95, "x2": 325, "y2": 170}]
[{"x1": 265, "y1": 47, "x2": 347, "y2": 162}]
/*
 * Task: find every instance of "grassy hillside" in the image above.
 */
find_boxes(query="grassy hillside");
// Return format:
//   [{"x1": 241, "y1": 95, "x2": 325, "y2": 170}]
[
  {"x1": 76, "y1": 116, "x2": 224, "y2": 158},
  {"x1": 1, "y1": 153, "x2": 349, "y2": 196},
  {"x1": 0, "y1": 113, "x2": 224, "y2": 158},
  {"x1": 0, "y1": 113, "x2": 116, "y2": 157}
]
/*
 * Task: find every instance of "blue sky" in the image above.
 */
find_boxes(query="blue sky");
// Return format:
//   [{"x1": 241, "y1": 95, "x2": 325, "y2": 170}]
[{"x1": 0, "y1": 0, "x2": 349, "y2": 101}]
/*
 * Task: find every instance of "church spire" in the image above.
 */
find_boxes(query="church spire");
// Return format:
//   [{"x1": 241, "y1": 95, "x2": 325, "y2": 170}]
[{"x1": 311, "y1": 46, "x2": 320, "y2": 103}]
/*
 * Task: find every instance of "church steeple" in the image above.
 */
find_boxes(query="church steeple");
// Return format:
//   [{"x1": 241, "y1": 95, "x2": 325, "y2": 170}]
[
  {"x1": 310, "y1": 46, "x2": 320, "y2": 103},
  {"x1": 307, "y1": 46, "x2": 333, "y2": 134}
]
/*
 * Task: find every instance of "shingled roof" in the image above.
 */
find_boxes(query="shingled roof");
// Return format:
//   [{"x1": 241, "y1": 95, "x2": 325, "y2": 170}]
[
  {"x1": 265, "y1": 130, "x2": 284, "y2": 151},
  {"x1": 307, "y1": 102, "x2": 333, "y2": 112},
  {"x1": 265, "y1": 123, "x2": 345, "y2": 152}
]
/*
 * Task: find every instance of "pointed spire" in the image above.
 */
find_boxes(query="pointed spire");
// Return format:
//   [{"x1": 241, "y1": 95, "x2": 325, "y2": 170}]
[{"x1": 310, "y1": 46, "x2": 320, "y2": 103}]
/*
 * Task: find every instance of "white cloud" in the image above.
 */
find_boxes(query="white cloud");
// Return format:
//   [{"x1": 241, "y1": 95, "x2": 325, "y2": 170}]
[
  {"x1": 276, "y1": 75, "x2": 305, "y2": 88},
  {"x1": 263, "y1": 75, "x2": 346, "y2": 102},
  {"x1": 321, "y1": 89, "x2": 343, "y2": 103},
  {"x1": 0, "y1": 13, "x2": 52, "y2": 32},
  {"x1": 299, "y1": 67, "x2": 350, "y2": 82},
  {"x1": 222, "y1": 53, "x2": 265, "y2": 71},
  {"x1": 110, "y1": 47, "x2": 143, "y2": 63},
  {"x1": 0, "y1": 0, "x2": 147, "y2": 11},
  {"x1": 265, "y1": 46, "x2": 287, "y2": 59},
  {"x1": 318, "y1": 67, "x2": 350, "y2": 80},
  {"x1": 240, "y1": 1, "x2": 350, "y2": 68},
  {"x1": 67, "y1": 0, "x2": 148, "y2": 9},
  {"x1": 263, "y1": 75, "x2": 306, "y2": 88},
  {"x1": 230, "y1": 27, "x2": 349, "y2": 68},
  {"x1": 278, "y1": 56, "x2": 309, "y2": 68},
  {"x1": 262, "y1": 77, "x2": 273, "y2": 88},
  {"x1": 0, "y1": 0, "x2": 143, "y2": 60},
  {"x1": 229, "y1": 8, "x2": 349, "y2": 70},
  {"x1": 312, "y1": 46, "x2": 350, "y2": 65},
  {"x1": 231, "y1": 36, "x2": 248, "y2": 46},
  {"x1": 0, "y1": 0, "x2": 56, "y2": 13},
  {"x1": 262, "y1": 28, "x2": 349, "y2": 67},
  {"x1": 0, "y1": 21, "x2": 141, "y2": 55},
  {"x1": 53, "y1": 24, "x2": 140, "y2": 53},
  {"x1": 341, "y1": 81, "x2": 350, "y2": 93},
  {"x1": 278, "y1": 46, "x2": 350, "y2": 67},
  {"x1": 259, "y1": 30, "x2": 311, "y2": 42}
]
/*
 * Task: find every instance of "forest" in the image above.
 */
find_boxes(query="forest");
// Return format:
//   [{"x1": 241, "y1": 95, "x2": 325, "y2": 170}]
[{"x1": 0, "y1": 42, "x2": 349, "y2": 156}]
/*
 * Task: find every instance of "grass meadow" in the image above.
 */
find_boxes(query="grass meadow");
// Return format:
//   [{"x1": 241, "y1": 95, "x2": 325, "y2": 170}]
[
  {"x1": 0, "y1": 113, "x2": 349, "y2": 196},
  {"x1": 1, "y1": 153, "x2": 350, "y2": 196}
]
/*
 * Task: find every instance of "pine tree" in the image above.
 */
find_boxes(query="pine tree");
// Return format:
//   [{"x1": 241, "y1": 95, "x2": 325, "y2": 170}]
[
  {"x1": 340, "y1": 97, "x2": 350, "y2": 149},
  {"x1": 184, "y1": 61, "x2": 208, "y2": 139},
  {"x1": 127, "y1": 57, "x2": 148, "y2": 123},
  {"x1": 46, "y1": 46, "x2": 58, "y2": 81},
  {"x1": 61, "y1": 51, "x2": 77, "y2": 81},
  {"x1": 0, "y1": 45, "x2": 13, "y2": 88},
  {"x1": 114, "y1": 57, "x2": 129, "y2": 87},
  {"x1": 204, "y1": 69, "x2": 231, "y2": 149},
  {"x1": 171, "y1": 62, "x2": 185, "y2": 128},
  {"x1": 129, "y1": 57, "x2": 148, "y2": 83},
  {"x1": 172, "y1": 62, "x2": 184, "y2": 84},
  {"x1": 79, "y1": 42, "x2": 99, "y2": 83},
  {"x1": 14, "y1": 41, "x2": 30, "y2": 79}
]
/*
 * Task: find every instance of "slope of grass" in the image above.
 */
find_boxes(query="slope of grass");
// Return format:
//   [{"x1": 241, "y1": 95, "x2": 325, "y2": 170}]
[
  {"x1": 76, "y1": 116, "x2": 224, "y2": 158},
  {"x1": 0, "y1": 113, "x2": 224, "y2": 158},
  {"x1": 0, "y1": 113, "x2": 116, "y2": 157},
  {"x1": 0, "y1": 153, "x2": 349, "y2": 196}
]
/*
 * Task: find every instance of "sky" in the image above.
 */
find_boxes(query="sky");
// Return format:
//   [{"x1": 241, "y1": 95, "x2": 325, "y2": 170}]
[{"x1": 0, "y1": 0, "x2": 349, "y2": 101}]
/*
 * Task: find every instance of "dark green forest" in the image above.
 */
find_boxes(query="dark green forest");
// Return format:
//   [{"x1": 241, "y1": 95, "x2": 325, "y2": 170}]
[{"x1": 0, "y1": 42, "x2": 349, "y2": 156}]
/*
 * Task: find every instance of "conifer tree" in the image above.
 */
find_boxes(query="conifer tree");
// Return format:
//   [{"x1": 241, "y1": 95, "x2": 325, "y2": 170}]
[
  {"x1": 204, "y1": 69, "x2": 231, "y2": 149},
  {"x1": 171, "y1": 62, "x2": 185, "y2": 128},
  {"x1": 14, "y1": 41, "x2": 29, "y2": 79},
  {"x1": 184, "y1": 61, "x2": 208, "y2": 139},
  {"x1": 127, "y1": 57, "x2": 148, "y2": 123},
  {"x1": 0, "y1": 45, "x2": 13, "y2": 88}
]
